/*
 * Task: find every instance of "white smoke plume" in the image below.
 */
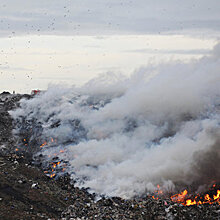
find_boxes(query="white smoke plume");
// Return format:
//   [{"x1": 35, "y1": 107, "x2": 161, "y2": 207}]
[{"x1": 11, "y1": 43, "x2": 220, "y2": 198}]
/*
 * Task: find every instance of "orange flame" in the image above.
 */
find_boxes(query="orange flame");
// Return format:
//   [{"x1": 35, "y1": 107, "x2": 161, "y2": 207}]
[
  {"x1": 214, "y1": 190, "x2": 220, "y2": 200},
  {"x1": 50, "y1": 173, "x2": 55, "y2": 178},
  {"x1": 156, "y1": 185, "x2": 163, "y2": 195},
  {"x1": 151, "y1": 185, "x2": 164, "y2": 200},
  {"x1": 47, "y1": 161, "x2": 63, "y2": 178},
  {"x1": 40, "y1": 141, "x2": 47, "y2": 148},
  {"x1": 171, "y1": 189, "x2": 188, "y2": 203},
  {"x1": 170, "y1": 184, "x2": 220, "y2": 206},
  {"x1": 151, "y1": 184, "x2": 220, "y2": 206},
  {"x1": 40, "y1": 138, "x2": 65, "y2": 178},
  {"x1": 185, "y1": 199, "x2": 196, "y2": 206}
]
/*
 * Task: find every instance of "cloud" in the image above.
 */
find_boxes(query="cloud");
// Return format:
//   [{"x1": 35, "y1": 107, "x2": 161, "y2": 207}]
[
  {"x1": 125, "y1": 48, "x2": 211, "y2": 55},
  {"x1": 0, "y1": 65, "x2": 32, "y2": 71},
  {"x1": 0, "y1": 0, "x2": 220, "y2": 37}
]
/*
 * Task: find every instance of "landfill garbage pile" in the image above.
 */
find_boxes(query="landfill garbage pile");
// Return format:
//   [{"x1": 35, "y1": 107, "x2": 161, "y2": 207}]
[
  {"x1": 0, "y1": 92, "x2": 219, "y2": 219},
  {"x1": 0, "y1": 92, "x2": 81, "y2": 219}
]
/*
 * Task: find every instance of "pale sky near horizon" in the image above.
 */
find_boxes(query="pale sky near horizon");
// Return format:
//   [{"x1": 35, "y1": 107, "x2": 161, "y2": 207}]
[{"x1": 0, "y1": 0, "x2": 220, "y2": 93}]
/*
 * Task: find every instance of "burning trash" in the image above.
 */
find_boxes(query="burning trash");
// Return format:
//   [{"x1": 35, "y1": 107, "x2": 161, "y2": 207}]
[
  {"x1": 2, "y1": 43, "x2": 220, "y2": 219},
  {"x1": 171, "y1": 184, "x2": 220, "y2": 206},
  {"x1": 151, "y1": 184, "x2": 220, "y2": 206}
]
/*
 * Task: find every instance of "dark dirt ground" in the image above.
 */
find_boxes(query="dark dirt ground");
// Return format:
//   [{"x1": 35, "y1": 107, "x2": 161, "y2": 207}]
[
  {"x1": 0, "y1": 92, "x2": 219, "y2": 220},
  {"x1": 0, "y1": 93, "x2": 78, "y2": 219},
  {"x1": 0, "y1": 153, "x2": 78, "y2": 219}
]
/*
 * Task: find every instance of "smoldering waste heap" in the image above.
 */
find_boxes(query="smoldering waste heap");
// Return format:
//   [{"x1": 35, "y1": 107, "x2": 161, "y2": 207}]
[{"x1": 0, "y1": 92, "x2": 219, "y2": 219}]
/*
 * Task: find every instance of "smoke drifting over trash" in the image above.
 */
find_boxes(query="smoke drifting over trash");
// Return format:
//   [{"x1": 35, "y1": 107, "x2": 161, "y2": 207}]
[{"x1": 11, "y1": 43, "x2": 220, "y2": 198}]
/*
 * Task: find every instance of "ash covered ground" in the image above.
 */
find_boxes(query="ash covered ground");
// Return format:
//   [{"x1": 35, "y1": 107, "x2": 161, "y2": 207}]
[{"x1": 0, "y1": 92, "x2": 219, "y2": 220}]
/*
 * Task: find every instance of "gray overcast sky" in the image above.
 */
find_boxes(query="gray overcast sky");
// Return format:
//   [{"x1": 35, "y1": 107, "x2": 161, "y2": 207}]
[
  {"x1": 0, "y1": 0, "x2": 220, "y2": 37},
  {"x1": 0, "y1": 0, "x2": 219, "y2": 93}
]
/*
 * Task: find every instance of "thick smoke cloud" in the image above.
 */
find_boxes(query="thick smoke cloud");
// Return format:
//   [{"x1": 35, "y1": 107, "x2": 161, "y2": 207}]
[
  {"x1": 11, "y1": 43, "x2": 220, "y2": 198},
  {"x1": 189, "y1": 130, "x2": 220, "y2": 186}
]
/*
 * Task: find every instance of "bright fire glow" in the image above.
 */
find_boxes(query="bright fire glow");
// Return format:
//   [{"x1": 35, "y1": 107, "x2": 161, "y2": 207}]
[
  {"x1": 40, "y1": 141, "x2": 47, "y2": 148},
  {"x1": 151, "y1": 184, "x2": 220, "y2": 206},
  {"x1": 170, "y1": 184, "x2": 220, "y2": 206}
]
